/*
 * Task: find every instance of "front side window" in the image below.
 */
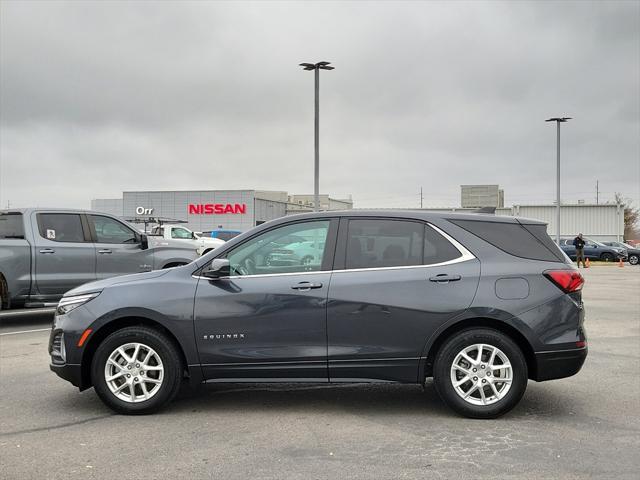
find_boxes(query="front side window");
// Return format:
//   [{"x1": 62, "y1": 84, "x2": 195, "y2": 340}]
[
  {"x1": 345, "y1": 219, "x2": 424, "y2": 269},
  {"x1": 225, "y1": 220, "x2": 330, "y2": 276},
  {"x1": 91, "y1": 215, "x2": 137, "y2": 244},
  {"x1": 171, "y1": 228, "x2": 193, "y2": 239},
  {"x1": 38, "y1": 213, "x2": 86, "y2": 243}
]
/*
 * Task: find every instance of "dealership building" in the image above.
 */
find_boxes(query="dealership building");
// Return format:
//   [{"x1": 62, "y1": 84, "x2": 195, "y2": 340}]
[{"x1": 91, "y1": 190, "x2": 353, "y2": 232}]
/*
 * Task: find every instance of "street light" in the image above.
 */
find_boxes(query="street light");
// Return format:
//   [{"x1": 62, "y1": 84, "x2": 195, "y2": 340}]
[
  {"x1": 300, "y1": 61, "x2": 334, "y2": 212},
  {"x1": 545, "y1": 116, "x2": 571, "y2": 245}
]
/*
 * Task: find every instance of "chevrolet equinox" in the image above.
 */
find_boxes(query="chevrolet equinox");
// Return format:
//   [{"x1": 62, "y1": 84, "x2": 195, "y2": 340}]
[{"x1": 50, "y1": 211, "x2": 587, "y2": 418}]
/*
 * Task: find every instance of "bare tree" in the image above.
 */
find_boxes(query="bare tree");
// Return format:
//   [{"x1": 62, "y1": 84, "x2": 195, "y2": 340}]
[{"x1": 615, "y1": 193, "x2": 640, "y2": 240}]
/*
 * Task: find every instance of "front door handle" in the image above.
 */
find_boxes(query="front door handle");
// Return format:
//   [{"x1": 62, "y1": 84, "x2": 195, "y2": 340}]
[
  {"x1": 39, "y1": 248, "x2": 55, "y2": 254},
  {"x1": 429, "y1": 274, "x2": 462, "y2": 283},
  {"x1": 291, "y1": 281, "x2": 323, "y2": 291},
  {"x1": 98, "y1": 249, "x2": 113, "y2": 254}
]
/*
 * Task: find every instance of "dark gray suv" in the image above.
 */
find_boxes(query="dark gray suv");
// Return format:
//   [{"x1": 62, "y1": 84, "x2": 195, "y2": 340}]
[{"x1": 50, "y1": 211, "x2": 587, "y2": 418}]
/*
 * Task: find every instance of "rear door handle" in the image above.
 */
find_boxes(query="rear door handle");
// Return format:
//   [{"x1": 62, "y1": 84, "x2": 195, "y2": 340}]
[
  {"x1": 39, "y1": 248, "x2": 55, "y2": 254},
  {"x1": 291, "y1": 281, "x2": 323, "y2": 291},
  {"x1": 98, "y1": 249, "x2": 113, "y2": 254},
  {"x1": 429, "y1": 274, "x2": 462, "y2": 283}
]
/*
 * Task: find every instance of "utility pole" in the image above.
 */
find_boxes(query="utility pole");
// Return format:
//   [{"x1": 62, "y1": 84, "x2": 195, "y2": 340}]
[
  {"x1": 299, "y1": 61, "x2": 334, "y2": 212},
  {"x1": 420, "y1": 187, "x2": 423, "y2": 209},
  {"x1": 596, "y1": 180, "x2": 599, "y2": 205},
  {"x1": 545, "y1": 117, "x2": 571, "y2": 244}
]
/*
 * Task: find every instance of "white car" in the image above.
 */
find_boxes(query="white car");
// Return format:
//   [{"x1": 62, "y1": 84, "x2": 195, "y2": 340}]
[{"x1": 150, "y1": 225, "x2": 225, "y2": 256}]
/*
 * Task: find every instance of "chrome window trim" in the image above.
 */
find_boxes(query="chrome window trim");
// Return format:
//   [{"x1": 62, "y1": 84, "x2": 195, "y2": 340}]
[{"x1": 193, "y1": 221, "x2": 475, "y2": 281}]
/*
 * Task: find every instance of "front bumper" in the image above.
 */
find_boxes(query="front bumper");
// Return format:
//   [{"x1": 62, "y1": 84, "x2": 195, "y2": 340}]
[
  {"x1": 532, "y1": 346, "x2": 587, "y2": 381},
  {"x1": 50, "y1": 363, "x2": 85, "y2": 389}
]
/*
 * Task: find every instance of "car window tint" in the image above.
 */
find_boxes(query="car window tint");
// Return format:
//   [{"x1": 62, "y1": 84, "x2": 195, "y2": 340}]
[
  {"x1": 450, "y1": 219, "x2": 564, "y2": 262},
  {"x1": 91, "y1": 215, "x2": 137, "y2": 244},
  {"x1": 345, "y1": 219, "x2": 424, "y2": 269},
  {"x1": 424, "y1": 225, "x2": 462, "y2": 264},
  {"x1": 0, "y1": 212, "x2": 24, "y2": 239},
  {"x1": 225, "y1": 221, "x2": 330, "y2": 276},
  {"x1": 38, "y1": 213, "x2": 85, "y2": 243},
  {"x1": 172, "y1": 228, "x2": 192, "y2": 239}
]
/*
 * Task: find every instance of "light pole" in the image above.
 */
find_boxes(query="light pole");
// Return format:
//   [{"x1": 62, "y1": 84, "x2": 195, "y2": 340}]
[
  {"x1": 300, "y1": 61, "x2": 334, "y2": 212},
  {"x1": 545, "y1": 117, "x2": 571, "y2": 244}
]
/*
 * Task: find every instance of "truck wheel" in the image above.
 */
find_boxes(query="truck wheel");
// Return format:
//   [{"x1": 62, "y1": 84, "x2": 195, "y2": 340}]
[
  {"x1": 600, "y1": 253, "x2": 614, "y2": 262},
  {"x1": 91, "y1": 326, "x2": 183, "y2": 415},
  {"x1": 433, "y1": 328, "x2": 528, "y2": 419},
  {"x1": 628, "y1": 254, "x2": 639, "y2": 265}
]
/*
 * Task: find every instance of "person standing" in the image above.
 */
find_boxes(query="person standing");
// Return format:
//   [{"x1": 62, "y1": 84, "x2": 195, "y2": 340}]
[{"x1": 573, "y1": 233, "x2": 586, "y2": 267}]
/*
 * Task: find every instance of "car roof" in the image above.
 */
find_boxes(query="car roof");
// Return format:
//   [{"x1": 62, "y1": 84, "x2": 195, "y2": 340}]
[{"x1": 278, "y1": 209, "x2": 545, "y2": 225}]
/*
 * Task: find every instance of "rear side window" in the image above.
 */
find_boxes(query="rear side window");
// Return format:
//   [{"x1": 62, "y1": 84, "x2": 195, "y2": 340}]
[
  {"x1": 38, "y1": 214, "x2": 86, "y2": 243},
  {"x1": 346, "y1": 219, "x2": 424, "y2": 269},
  {"x1": 424, "y1": 225, "x2": 462, "y2": 264},
  {"x1": 449, "y1": 219, "x2": 564, "y2": 262},
  {"x1": 0, "y1": 212, "x2": 24, "y2": 239}
]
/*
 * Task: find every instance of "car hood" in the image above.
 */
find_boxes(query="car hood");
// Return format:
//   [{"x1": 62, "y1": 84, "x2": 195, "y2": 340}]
[{"x1": 63, "y1": 269, "x2": 172, "y2": 297}]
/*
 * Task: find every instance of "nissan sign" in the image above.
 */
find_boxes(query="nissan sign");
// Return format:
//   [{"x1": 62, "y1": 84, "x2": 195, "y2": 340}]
[{"x1": 188, "y1": 203, "x2": 247, "y2": 215}]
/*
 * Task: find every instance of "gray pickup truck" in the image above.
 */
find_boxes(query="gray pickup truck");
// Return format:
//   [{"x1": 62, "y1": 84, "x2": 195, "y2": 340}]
[{"x1": 0, "y1": 209, "x2": 198, "y2": 309}]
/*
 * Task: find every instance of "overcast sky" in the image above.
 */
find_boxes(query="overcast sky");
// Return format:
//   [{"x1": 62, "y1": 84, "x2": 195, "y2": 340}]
[{"x1": 1, "y1": 0, "x2": 638, "y2": 210}]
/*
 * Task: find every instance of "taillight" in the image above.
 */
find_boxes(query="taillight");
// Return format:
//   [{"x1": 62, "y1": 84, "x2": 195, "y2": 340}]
[{"x1": 544, "y1": 270, "x2": 585, "y2": 293}]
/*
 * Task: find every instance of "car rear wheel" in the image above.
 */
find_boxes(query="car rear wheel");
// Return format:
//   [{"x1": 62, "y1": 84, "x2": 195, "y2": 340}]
[
  {"x1": 600, "y1": 253, "x2": 614, "y2": 262},
  {"x1": 91, "y1": 326, "x2": 183, "y2": 414},
  {"x1": 628, "y1": 254, "x2": 639, "y2": 265},
  {"x1": 433, "y1": 328, "x2": 528, "y2": 419}
]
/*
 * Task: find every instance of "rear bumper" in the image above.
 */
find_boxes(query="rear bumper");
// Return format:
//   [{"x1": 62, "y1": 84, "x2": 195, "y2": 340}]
[{"x1": 532, "y1": 346, "x2": 587, "y2": 381}]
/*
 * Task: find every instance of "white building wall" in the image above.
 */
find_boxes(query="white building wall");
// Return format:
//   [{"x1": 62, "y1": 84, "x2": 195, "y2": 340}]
[{"x1": 496, "y1": 204, "x2": 624, "y2": 241}]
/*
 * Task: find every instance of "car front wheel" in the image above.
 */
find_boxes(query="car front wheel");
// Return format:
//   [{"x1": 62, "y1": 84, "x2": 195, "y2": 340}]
[
  {"x1": 628, "y1": 254, "x2": 639, "y2": 265},
  {"x1": 600, "y1": 253, "x2": 614, "y2": 262},
  {"x1": 433, "y1": 328, "x2": 528, "y2": 419},
  {"x1": 91, "y1": 326, "x2": 183, "y2": 414}
]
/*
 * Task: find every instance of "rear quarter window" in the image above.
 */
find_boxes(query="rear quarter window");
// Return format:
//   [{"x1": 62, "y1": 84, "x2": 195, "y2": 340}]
[
  {"x1": 0, "y1": 212, "x2": 24, "y2": 239},
  {"x1": 449, "y1": 219, "x2": 565, "y2": 262}
]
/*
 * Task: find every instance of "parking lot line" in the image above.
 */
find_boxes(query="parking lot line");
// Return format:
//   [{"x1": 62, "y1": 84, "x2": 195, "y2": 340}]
[{"x1": 0, "y1": 328, "x2": 51, "y2": 336}]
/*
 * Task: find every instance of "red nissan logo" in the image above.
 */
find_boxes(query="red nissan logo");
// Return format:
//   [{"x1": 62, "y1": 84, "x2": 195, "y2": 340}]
[{"x1": 188, "y1": 203, "x2": 247, "y2": 215}]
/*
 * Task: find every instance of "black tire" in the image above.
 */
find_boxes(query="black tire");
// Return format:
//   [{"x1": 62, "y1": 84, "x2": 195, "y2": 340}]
[
  {"x1": 433, "y1": 328, "x2": 528, "y2": 419},
  {"x1": 91, "y1": 326, "x2": 183, "y2": 415},
  {"x1": 629, "y1": 254, "x2": 639, "y2": 266},
  {"x1": 600, "y1": 253, "x2": 614, "y2": 262}
]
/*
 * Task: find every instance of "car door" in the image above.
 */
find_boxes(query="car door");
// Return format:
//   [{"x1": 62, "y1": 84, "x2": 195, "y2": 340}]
[
  {"x1": 326, "y1": 218, "x2": 480, "y2": 383},
  {"x1": 32, "y1": 212, "x2": 96, "y2": 295},
  {"x1": 193, "y1": 219, "x2": 338, "y2": 381},
  {"x1": 88, "y1": 215, "x2": 153, "y2": 278},
  {"x1": 583, "y1": 241, "x2": 599, "y2": 259}
]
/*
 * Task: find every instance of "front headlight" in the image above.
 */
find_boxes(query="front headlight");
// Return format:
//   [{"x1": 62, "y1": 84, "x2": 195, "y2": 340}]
[{"x1": 56, "y1": 292, "x2": 101, "y2": 315}]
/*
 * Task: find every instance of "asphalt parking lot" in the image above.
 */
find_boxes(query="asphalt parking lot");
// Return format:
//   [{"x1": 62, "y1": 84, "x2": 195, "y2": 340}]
[{"x1": 1, "y1": 266, "x2": 638, "y2": 480}]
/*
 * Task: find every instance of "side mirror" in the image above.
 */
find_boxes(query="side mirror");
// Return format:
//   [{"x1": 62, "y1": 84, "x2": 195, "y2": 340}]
[
  {"x1": 140, "y1": 234, "x2": 149, "y2": 250},
  {"x1": 202, "y1": 258, "x2": 230, "y2": 279}
]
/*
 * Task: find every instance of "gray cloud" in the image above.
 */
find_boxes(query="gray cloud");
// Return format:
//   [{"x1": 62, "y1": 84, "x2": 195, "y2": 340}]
[{"x1": 1, "y1": 0, "x2": 638, "y2": 210}]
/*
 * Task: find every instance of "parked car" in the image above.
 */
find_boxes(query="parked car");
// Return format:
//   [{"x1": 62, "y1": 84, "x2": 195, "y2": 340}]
[
  {"x1": 50, "y1": 211, "x2": 586, "y2": 419},
  {"x1": 203, "y1": 230, "x2": 242, "y2": 241},
  {"x1": 0, "y1": 209, "x2": 198, "y2": 310},
  {"x1": 150, "y1": 224, "x2": 225, "y2": 256},
  {"x1": 601, "y1": 241, "x2": 640, "y2": 265},
  {"x1": 559, "y1": 237, "x2": 626, "y2": 262}
]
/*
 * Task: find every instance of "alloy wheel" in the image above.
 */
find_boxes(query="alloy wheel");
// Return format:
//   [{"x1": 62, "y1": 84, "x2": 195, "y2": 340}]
[
  {"x1": 104, "y1": 342, "x2": 164, "y2": 403},
  {"x1": 450, "y1": 343, "x2": 513, "y2": 406}
]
